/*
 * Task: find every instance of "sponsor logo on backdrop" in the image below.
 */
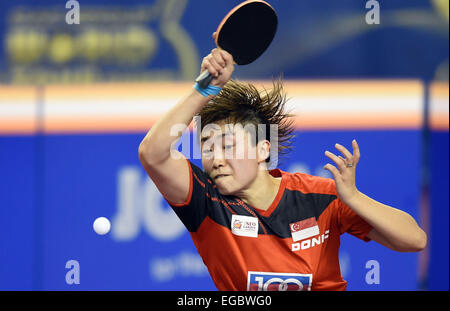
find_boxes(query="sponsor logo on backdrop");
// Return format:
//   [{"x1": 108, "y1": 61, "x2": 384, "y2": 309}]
[
  {"x1": 112, "y1": 166, "x2": 208, "y2": 282},
  {"x1": 5, "y1": 0, "x2": 199, "y2": 84},
  {"x1": 112, "y1": 166, "x2": 185, "y2": 241},
  {"x1": 150, "y1": 252, "x2": 208, "y2": 282}
]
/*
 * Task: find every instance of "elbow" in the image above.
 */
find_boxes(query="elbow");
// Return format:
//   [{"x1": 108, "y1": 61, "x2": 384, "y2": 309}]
[
  {"x1": 414, "y1": 229, "x2": 428, "y2": 252},
  {"x1": 402, "y1": 229, "x2": 427, "y2": 252},
  {"x1": 138, "y1": 139, "x2": 166, "y2": 166},
  {"x1": 138, "y1": 140, "x2": 146, "y2": 157},
  {"x1": 389, "y1": 229, "x2": 427, "y2": 253},
  {"x1": 138, "y1": 140, "x2": 153, "y2": 165}
]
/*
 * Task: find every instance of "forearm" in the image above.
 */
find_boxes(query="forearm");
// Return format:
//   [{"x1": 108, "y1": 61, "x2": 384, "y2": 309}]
[
  {"x1": 346, "y1": 191, "x2": 427, "y2": 252},
  {"x1": 139, "y1": 88, "x2": 208, "y2": 164},
  {"x1": 139, "y1": 48, "x2": 234, "y2": 164}
]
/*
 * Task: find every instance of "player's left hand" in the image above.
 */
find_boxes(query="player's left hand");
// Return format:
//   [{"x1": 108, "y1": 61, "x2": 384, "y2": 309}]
[{"x1": 324, "y1": 139, "x2": 360, "y2": 205}]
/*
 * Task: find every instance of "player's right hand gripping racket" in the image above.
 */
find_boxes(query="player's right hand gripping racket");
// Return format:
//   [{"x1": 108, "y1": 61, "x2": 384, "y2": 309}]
[{"x1": 195, "y1": 0, "x2": 278, "y2": 88}]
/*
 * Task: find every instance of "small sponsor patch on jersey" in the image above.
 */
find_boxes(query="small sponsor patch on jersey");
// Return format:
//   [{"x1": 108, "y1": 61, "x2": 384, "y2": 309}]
[
  {"x1": 231, "y1": 215, "x2": 258, "y2": 238},
  {"x1": 247, "y1": 271, "x2": 313, "y2": 291},
  {"x1": 290, "y1": 217, "x2": 320, "y2": 242}
]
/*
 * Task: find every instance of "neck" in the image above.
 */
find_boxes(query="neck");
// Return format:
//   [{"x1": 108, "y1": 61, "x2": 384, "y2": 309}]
[{"x1": 238, "y1": 166, "x2": 281, "y2": 211}]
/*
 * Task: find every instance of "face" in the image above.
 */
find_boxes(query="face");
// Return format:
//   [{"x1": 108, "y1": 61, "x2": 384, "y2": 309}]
[{"x1": 200, "y1": 121, "x2": 270, "y2": 195}]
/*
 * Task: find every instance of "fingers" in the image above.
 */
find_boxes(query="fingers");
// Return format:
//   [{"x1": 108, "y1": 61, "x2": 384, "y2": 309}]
[
  {"x1": 334, "y1": 143, "x2": 353, "y2": 164},
  {"x1": 201, "y1": 60, "x2": 219, "y2": 77},
  {"x1": 323, "y1": 163, "x2": 340, "y2": 181},
  {"x1": 201, "y1": 53, "x2": 222, "y2": 78},
  {"x1": 219, "y1": 49, "x2": 234, "y2": 66},
  {"x1": 352, "y1": 139, "x2": 360, "y2": 165},
  {"x1": 325, "y1": 140, "x2": 361, "y2": 177},
  {"x1": 200, "y1": 48, "x2": 234, "y2": 88},
  {"x1": 211, "y1": 48, "x2": 226, "y2": 68},
  {"x1": 208, "y1": 57, "x2": 223, "y2": 77},
  {"x1": 201, "y1": 48, "x2": 228, "y2": 78},
  {"x1": 334, "y1": 140, "x2": 360, "y2": 166},
  {"x1": 325, "y1": 150, "x2": 345, "y2": 172}
]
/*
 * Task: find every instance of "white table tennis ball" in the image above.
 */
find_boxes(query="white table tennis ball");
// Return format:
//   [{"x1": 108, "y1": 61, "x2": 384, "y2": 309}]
[{"x1": 93, "y1": 217, "x2": 111, "y2": 235}]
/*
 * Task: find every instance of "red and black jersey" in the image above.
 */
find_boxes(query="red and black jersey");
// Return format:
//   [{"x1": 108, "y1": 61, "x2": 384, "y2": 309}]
[{"x1": 164, "y1": 159, "x2": 372, "y2": 291}]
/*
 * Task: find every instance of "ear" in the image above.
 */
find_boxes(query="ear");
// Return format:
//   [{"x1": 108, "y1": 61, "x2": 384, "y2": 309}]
[{"x1": 257, "y1": 140, "x2": 271, "y2": 164}]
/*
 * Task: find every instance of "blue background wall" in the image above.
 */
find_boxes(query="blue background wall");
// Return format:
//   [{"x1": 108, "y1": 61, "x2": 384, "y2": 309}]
[
  {"x1": 0, "y1": 128, "x2": 433, "y2": 290},
  {"x1": 0, "y1": 0, "x2": 448, "y2": 291}
]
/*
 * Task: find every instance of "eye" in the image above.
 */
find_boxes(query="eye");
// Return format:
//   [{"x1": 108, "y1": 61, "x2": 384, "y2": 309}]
[
  {"x1": 202, "y1": 148, "x2": 213, "y2": 155},
  {"x1": 224, "y1": 144, "x2": 234, "y2": 150}
]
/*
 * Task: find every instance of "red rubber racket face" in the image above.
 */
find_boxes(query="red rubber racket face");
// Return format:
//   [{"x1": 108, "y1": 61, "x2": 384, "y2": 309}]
[{"x1": 215, "y1": 0, "x2": 278, "y2": 65}]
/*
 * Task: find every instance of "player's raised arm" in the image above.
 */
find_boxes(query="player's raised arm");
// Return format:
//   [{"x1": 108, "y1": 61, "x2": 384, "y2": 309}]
[{"x1": 138, "y1": 49, "x2": 234, "y2": 204}]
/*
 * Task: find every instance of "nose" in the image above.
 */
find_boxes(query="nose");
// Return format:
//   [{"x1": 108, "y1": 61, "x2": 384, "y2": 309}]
[
  {"x1": 212, "y1": 149, "x2": 226, "y2": 169},
  {"x1": 213, "y1": 159, "x2": 226, "y2": 169}
]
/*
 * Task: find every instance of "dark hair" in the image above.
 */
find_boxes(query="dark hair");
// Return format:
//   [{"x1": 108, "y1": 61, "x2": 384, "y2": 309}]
[{"x1": 195, "y1": 78, "x2": 296, "y2": 166}]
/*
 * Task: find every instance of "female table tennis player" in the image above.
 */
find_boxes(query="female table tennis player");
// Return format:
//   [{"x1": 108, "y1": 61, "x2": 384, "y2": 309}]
[{"x1": 138, "y1": 48, "x2": 427, "y2": 291}]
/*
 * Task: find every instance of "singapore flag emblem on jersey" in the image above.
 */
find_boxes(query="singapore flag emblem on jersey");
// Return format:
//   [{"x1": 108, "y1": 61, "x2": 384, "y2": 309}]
[{"x1": 290, "y1": 217, "x2": 320, "y2": 242}]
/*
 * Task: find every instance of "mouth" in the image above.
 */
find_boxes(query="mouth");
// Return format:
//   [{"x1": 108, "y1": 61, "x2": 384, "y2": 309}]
[{"x1": 215, "y1": 174, "x2": 229, "y2": 180}]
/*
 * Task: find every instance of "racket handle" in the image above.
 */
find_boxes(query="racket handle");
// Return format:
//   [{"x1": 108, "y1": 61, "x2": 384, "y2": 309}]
[{"x1": 195, "y1": 70, "x2": 214, "y2": 89}]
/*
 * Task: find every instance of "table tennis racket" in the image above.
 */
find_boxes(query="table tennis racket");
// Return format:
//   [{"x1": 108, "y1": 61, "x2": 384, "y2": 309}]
[{"x1": 195, "y1": 0, "x2": 278, "y2": 88}]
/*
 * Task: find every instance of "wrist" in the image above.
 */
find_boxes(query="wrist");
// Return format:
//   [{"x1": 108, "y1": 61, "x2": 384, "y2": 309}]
[
  {"x1": 344, "y1": 189, "x2": 364, "y2": 209},
  {"x1": 193, "y1": 82, "x2": 222, "y2": 97}
]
